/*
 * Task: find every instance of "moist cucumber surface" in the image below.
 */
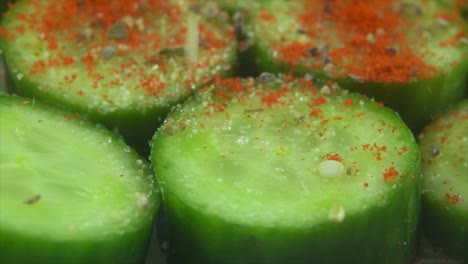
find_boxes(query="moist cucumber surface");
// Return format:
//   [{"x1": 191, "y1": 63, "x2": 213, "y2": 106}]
[
  {"x1": 0, "y1": 93, "x2": 159, "y2": 264},
  {"x1": 151, "y1": 76, "x2": 421, "y2": 264},
  {"x1": 419, "y1": 99, "x2": 468, "y2": 262},
  {"x1": 0, "y1": 0, "x2": 236, "y2": 155},
  {"x1": 242, "y1": 0, "x2": 468, "y2": 133}
]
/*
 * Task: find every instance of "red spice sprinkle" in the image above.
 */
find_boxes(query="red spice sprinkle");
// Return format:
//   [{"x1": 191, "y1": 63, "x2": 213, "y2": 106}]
[
  {"x1": 263, "y1": 0, "x2": 464, "y2": 83},
  {"x1": 312, "y1": 96, "x2": 327, "y2": 106},
  {"x1": 324, "y1": 153, "x2": 343, "y2": 162},
  {"x1": 2, "y1": 0, "x2": 233, "y2": 100},
  {"x1": 444, "y1": 193, "x2": 461, "y2": 204},
  {"x1": 363, "y1": 182, "x2": 369, "y2": 188},
  {"x1": 383, "y1": 166, "x2": 399, "y2": 182}
]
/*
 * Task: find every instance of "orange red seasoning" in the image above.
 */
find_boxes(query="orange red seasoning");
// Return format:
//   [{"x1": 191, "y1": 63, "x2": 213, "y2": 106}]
[
  {"x1": 259, "y1": 0, "x2": 464, "y2": 83},
  {"x1": 1, "y1": 0, "x2": 233, "y2": 98}
]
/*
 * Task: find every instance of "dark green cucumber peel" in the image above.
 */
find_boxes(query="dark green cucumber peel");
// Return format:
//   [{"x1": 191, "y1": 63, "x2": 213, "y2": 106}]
[
  {"x1": 419, "y1": 99, "x2": 468, "y2": 262},
  {"x1": 0, "y1": 94, "x2": 159, "y2": 264},
  {"x1": 151, "y1": 76, "x2": 421, "y2": 264},
  {"x1": 241, "y1": 0, "x2": 468, "y2": 134},
  {"x1": 0, "y1": 0, "x2": 237, "y2": 157}
]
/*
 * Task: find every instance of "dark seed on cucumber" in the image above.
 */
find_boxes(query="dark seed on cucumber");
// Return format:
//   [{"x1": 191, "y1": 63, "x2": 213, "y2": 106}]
[
  {"x1": 0, "y1": 93, "x2": 159, "y2": 264},
  {"x1": 0, "y1": 0, "x2": 237, "y2": 156},
  {"x1": 419, "y1": 99, "x2": 468, "y2": 263},
  {"x1": 151, "y1": 75, "x2": 421, "y2": 264}
]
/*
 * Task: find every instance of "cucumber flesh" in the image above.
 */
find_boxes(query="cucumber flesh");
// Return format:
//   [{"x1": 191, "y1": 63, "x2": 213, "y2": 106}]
[
  {"x1": 419, "y1": 99, "x2": 468, "y2": 262},
  {"x1": 243, "y1": 0, "x2": 468, "y2": 133},
  {"x1": 0, "y1": 0, "x2": 236, "y2": 156},
  {"x1": 0, "y1": 94, "x2": 159, "y2": 264},
  {"x1": 151, "y1": 76, "x2": 421, "y2": 264}
]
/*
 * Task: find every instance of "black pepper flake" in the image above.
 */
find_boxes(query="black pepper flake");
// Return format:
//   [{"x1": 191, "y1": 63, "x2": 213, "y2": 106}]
[
  {"x1": 324, "y1": 0, "x2": 333, "y2": 13},
  {"x1": 258, "y1": 72, "x2": 275, "y2": 83},
  {"x1": 244, "y1": 108, "x2": 264, "y2": 113},
  {"x1": 430, "y1": 145, "x2": 440, "y2": 156},
  {"x1": 101, "y1": 45, "x2": 117, "y2": 60},
  {"x1": 385, "y1": 47, "x2": 398, "y2": 55},
  {"x1": 25, "y1": 195, "x2": 41, "y2": 205},
  {"x1": 306, "y1": 47, "x2": 319, "y2": 57},
  {"x1": 398, "y1": 2, "x2": 423, "y2": 16},
  {"x1": 107, "y1": 21, "x2": 128, "y2": 41},
  {"x1": 297, "y1": 28, "x2": 307, "y2": 34}
]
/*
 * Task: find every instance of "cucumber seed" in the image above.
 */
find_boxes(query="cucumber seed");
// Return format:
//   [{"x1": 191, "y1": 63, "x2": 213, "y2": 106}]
[
  {"x1": 318, "y1": 160, "x2": 344, "y2": 177},
  {"x1": 329, "y1": 203, "x2": 346, "y2": 223}
]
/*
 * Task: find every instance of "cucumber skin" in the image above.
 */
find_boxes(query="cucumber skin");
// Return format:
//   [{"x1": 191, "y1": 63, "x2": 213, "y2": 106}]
[
  {"x1": 0, "y1": 226, "x2": 154, "y2": 264},
  {"x1": 0, "y1": 51, "x2": 174, "y2": 158},
  {"x1": 240, "y1": 41, "x2": 468, "y2": 135},
  {"x1": 152, "y1": 86, "x2": 422, "y2": 264},
  {"x1": 0, "y1": 0, "x2": 237, "y2": 158},
  {"x1": 421, "y1": 200, "x2": 468, "y2": 263},
  {"x1": 420, "y1": 100, "x2": 468, "y2": 263},
  {"x1": 156, "y1": 170, "x2": 421, "y2": 264},
  {"x1": 0, "y1": 94, "x2": 160, "y2": 264}
]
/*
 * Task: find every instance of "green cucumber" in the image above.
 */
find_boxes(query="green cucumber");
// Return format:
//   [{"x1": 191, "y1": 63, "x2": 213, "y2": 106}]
[
  {"x1": 0, "y1": 93, "x2": 159, "y2": 264},
  {"x1": 0, "y1": 0, "x2": 236, "y2": 156},
  {"x1": 242, "y1": 0, "x2": 468, "y2": 133},
  {"x1": 419, "y1": 99, "x2": 468, "y2": 262},
  {"x1": 151, "y1": 75, "x2": 421, "y2": 264}
]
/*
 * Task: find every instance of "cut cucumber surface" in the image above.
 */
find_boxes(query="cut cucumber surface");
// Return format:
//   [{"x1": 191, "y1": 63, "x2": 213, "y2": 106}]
[
  {"x1": 0, "y1": 0, "x2": 236, "y2": 156},
  {"x1": 419, "y1": 99, "x2": 468, "y2": 262},
  {"x1": 0, "y1": 94, "x2": 159, "y2": 264},
  {"x1": 151, "y1": 75, "x2": 421, "y2": 264},
  {"x1": 242, "y1": 0, "x2": 468, "y2": 133}
]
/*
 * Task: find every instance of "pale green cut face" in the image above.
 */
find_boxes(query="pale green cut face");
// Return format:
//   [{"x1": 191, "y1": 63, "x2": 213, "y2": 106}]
[
  {"x1": 152, "y1": 79, "x2": 420, "y2": 228},
  {"x1": 420, "y1": 100, "x2": 468, "y2": 212},
  {"x1": 0, "y1": 96, "x2": 157, "y2": 240}
]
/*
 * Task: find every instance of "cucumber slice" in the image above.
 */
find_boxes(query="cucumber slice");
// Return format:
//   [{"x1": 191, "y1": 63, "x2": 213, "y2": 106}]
[
  {"x1": 151, "y1": 75, "x2": 421, "y2": 264},
  {"x1": 0, "y1": 0, "x2": 236, "y2": 156},
  {"x1": 419, "y1": 99, "x2": 468, "y2": 262},
  {"x1": 242, "y1": 0, "x2": 468, "y2": 133},
  {"x1": 0, "y1": 94, "x2": 159, "y2": 264}
]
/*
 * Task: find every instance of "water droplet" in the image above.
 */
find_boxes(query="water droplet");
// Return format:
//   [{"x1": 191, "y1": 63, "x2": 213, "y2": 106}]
[{"x1": 123, "y1": 146, "x2": 130, "y2": 152}]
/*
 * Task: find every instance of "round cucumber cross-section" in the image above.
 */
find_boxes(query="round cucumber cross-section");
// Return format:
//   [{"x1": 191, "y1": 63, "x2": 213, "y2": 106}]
[
  {"x1": 419, "y1": 99, "x2": 468, "y2": 262},
  {"x1": 0, "y1": 94, "x2": 159, "y2": 264},
  {"x1": 151, "y1": 76, "x2": 421, "y2": 264}
]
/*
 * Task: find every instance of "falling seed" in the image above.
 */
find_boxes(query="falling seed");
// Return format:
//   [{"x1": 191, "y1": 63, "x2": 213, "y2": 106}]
[
  {"x1": 348, "y1": 74, "x2": 364, "y2": 83},
  {"x1": 24, "y1": 195, "x2": 41, "y2": 204},
  {"x1": 258, "y1": 72, "x2": 275, "y2": 83},
  {"x1": 135, "y1": 193, "x2": 149, "y2": 212},
  {"x1": 430, "y1": 145, "x2": 440, "y2": 156},
  {"x1": 107, "y1": 21, "x2": 128, "y2": 40},
  {"x1": 329, "y1": 203, "x2": 346, "y2": 222},
  {"x1": 100, "y1": 45, "x2": 117, "y2": 60},
  {"x1": 320, "y1": 85, "x2": 332, "y2": 96},
  {"x1": 366, "y1": 33, "x2": 376, "y2": 44},
  {"x1": 78, "y1": 28, "x2": 93, "y2": 41},
  {"x1": 304, "y1": 73, "x2": 316, "y2": 82},
  {"x1": 318, "y1": 160, "x2": 344, "y2": 177}
]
